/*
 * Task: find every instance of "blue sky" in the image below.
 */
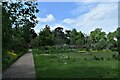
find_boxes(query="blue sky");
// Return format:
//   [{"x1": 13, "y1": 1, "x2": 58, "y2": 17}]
[{"x1": 34, "y1": 2, "x2": 118, "y2": 34}]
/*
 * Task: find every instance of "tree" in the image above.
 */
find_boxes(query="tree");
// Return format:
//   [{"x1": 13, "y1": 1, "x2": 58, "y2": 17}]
[
  {"x1": 69, "y1": 29, "x2": 85, "y2": 46},
  {"x1": 54, "y1": 27, "x2": 66, "y2": 45},
  {"x1": 2, "y1": 1, "x2": 39, "y2": 68},
  {"x1": 94, "y1": 38, "x2": 106, "y2": 50},
  {"x1": 106, "y1": 31, "x2": 117, "y2": 50},
  {"x1": 69, "y1": 28, "x2": 78, "y2": 45},
  {"x1": 2, "y1": 1, "x2": 39, "y2": 47},
  {"x1": 116, "y1": 27, "x2": 120, "y2": 55},
  {"x1": 65, "y1": 30, "x2": 71, "y2": 44},
  {"x1": 76, "y1": 31, "x2": 85, "y2": 45},
  {"x1": 38, "y1": 25, "x2": 54, "y2": 47},
  {"x1": 90, "y1": 28, "x2": 106, "y2": 49},
  {"x1": 2, "y1": 4, "x2": 12, "y2": 55},
  {"x1": 90, "y1": 28, "x2": 106, "y2": 43}
]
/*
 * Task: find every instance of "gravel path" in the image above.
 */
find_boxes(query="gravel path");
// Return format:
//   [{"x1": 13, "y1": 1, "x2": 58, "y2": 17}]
[{"x1": 2, "y1": 49, "x2": 36, "y2": 78}]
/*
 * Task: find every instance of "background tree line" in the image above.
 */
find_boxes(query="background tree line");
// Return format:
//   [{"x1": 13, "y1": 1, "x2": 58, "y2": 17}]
[{"x1": 32, "y1": 25, "x2": 119, "y2": 52}]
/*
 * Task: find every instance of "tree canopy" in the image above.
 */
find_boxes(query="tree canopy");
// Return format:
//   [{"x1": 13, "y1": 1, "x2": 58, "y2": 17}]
[{"x1": 2, "y1": 1, "x2": 39, "y2": 69}]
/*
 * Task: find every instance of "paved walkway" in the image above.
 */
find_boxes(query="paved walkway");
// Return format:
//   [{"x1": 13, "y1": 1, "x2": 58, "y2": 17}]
[{"x1": 2, "y1": 49, "x2": 36, "y2": 78}]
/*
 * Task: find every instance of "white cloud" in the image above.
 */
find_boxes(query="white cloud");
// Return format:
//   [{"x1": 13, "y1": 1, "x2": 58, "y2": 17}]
[
  {"x1": 63, "y1": 18, "x2": 75, "y2": 24},
  {"x1": 71, "y1": 2, "x2": 97, "y2": 15},
  {"x1": 37, "y1": 14, "x2": 55, "y2": 23},
  {"x1": 81, "y1": 3, "x2": 117, "y2": 22},
  {"x1": 63, "y1": 2, "x2": 118, "y2": 34}
]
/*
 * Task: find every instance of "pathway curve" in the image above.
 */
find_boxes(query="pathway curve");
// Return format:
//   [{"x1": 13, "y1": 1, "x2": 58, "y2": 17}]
[{"x1": 2, "y1": 49, "x2": 36, "y2": 78}]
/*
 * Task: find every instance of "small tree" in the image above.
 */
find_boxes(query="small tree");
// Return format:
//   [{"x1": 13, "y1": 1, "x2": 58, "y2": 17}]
[
  {"x1": 38, "y1": 25, "x2": 54, "y2": 47},
  {"x1": 94, "y1": 38, "x2": 106, "y2": 50}
]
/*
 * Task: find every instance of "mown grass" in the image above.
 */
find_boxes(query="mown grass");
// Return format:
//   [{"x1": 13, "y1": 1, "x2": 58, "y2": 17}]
[{"x1": 33, "y1": 49, "x2": 118, "y2": 78}]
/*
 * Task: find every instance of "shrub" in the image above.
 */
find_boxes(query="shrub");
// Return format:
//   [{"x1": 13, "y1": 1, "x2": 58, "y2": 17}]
[
  {"x1": 111, "y1": 48, "x2": 117, "y2": 51},
  {"x1": 8, "y1": 50, "x2": 17, "y2": 55},
  {"x1": 94, "y1": 56, "x2": 100, "y2": 60},
  {"x1": 78, "y1": 51, "x2": 87, "y2": 53}
]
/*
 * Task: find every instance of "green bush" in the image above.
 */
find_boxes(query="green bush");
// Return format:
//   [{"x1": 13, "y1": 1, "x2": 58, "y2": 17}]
[{"x1": 112, "y1": 48, "x2": 117, "y2": 51}]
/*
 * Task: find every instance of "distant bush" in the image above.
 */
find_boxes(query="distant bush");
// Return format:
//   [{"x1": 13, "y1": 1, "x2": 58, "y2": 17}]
[
  {"x1": 44, "y1": 46, "x2": 52, "y2": 50},
  {"x1": 111, "y1": 48, "x2": 117, "y2": 51}
]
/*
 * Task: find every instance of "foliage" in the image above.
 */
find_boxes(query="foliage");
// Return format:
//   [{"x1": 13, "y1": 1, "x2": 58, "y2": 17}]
[
  {"x1": 90, "y1": 28, "x2": 106, "y2": 43},
  {"x1": 2, "y1": 1, "x2": 39, "y2": 70},
  {"x1": 54, "y1": 27, "x2": 67, "y2": 45},
  {"x1": 94, "y1": 38, "x2": 106, "y2": 50},
  {"x1": 37, "y1": 25, "x2": 54, "y2": 47},
  {"x1": 34, "y1": 26, "x2": 118, "y2": 52},
  {"x1": 117, "y1": 27, "x2": 120, "y2": 55}
]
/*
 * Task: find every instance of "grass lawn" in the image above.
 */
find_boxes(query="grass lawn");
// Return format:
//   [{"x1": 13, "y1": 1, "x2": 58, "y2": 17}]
[{"x1": 33, "y1": 49, "x2": 118, "y2": 78}]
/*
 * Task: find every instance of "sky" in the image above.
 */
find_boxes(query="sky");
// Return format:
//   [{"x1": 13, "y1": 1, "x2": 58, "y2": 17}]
[{"x1": 34, "y1": 1, "x2": 118, "y2": 34}]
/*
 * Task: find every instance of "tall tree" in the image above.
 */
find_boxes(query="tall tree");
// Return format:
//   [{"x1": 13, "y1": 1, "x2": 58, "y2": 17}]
[
  {"x1": 90, "y1": 28, "x2": 106, "y2": 44},
  {"x1": 54, "y1": 27, "x2": 66, "y2": 45},
  {"x1": 90, "y1": 28, "x2": 106, "y2": 49},
  {"x1": 38, "y1": 25, "x2": 54, "y2": 47},
  {"x1": 2, "y1": 4, "x2": 12, "y2": 54},
  {"x1": 69, "y1": 28, "x2": 78, "y2": 45},
  {"x1": 76, "y1": 31, "x2": 85, "y2": 45},
  {"x1": 106, "y1": 31, "x2": 117, "y2": 50},
  {"x1": 2, "y1": 1, "x2": 39, "y2": 64},
  {"x1": 65, "y1": 30, "x2": 71, "y2": 44},
  {"x1": 2, "y1": 1, "x2": 39, "y2": 46}
]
